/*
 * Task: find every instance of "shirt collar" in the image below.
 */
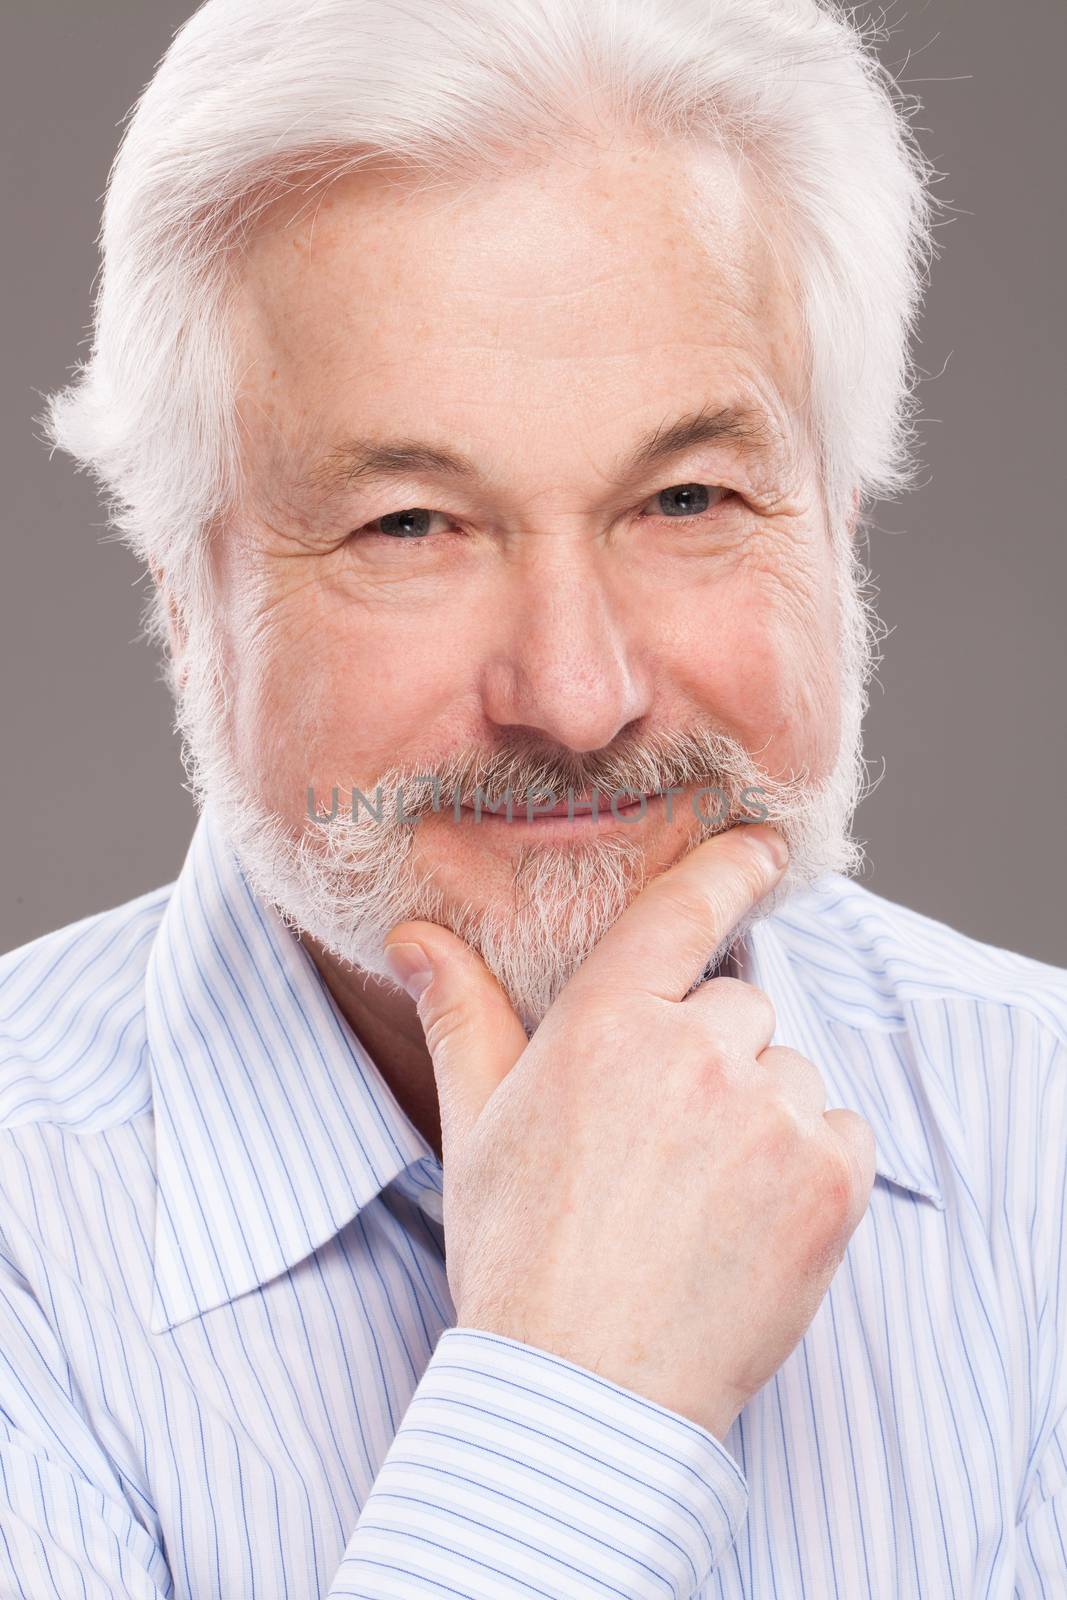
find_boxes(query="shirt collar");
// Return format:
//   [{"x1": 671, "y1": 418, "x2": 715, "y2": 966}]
[
  {"x1": 145, "y1": 802, "x2": 437, "y2": 1334},
  {"x1": 736, "y1": 903, "x2": 946, "y2": 1214},
  {"x1": 146, "y1": 809, "x2": 943, "y2": 1334}
]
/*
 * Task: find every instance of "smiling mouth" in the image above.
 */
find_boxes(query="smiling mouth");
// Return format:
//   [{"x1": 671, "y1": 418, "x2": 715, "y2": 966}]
[
  {"x1": 532, "y1": 793, "x2": 648, "y2": 816},
  {"x1": 458, "y1": 790, "x2": 659, "y2": 821}
]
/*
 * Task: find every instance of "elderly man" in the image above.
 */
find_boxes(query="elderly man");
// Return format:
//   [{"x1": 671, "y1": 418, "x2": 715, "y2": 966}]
[{"x1": 2, "y1": 0, "x2": 1065, "y2": 1595}]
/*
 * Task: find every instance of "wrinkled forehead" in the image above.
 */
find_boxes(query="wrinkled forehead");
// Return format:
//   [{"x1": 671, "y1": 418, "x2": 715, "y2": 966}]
[{"x1": 226, "y1": 133, "x2": 810, "y2": 492}]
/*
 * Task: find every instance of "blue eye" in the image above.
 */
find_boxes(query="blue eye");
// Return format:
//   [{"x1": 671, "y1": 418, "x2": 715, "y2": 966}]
[
  {"x1": 646, "y1": 483, "x2": 731, "y2": 518},
  {"x1": 372, "y1": 508, "x2": 439, "y2": 538}
]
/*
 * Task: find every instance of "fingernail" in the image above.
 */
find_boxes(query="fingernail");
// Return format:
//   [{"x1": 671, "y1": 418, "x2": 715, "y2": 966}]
[
  {"x1": 384, "y1": 942, "x2": 433, "y2": 1001},
  {"x1": 741, "y1": 823, "x2": 789, "y2": 871}
]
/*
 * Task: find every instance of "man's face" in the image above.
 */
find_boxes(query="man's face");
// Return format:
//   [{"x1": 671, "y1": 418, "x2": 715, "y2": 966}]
[{"x1": 178, "y1": 132, "x2": 863, "y2": 1029}]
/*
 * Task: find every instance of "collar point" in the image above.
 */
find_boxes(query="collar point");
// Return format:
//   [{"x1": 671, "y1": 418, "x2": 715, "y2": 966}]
[{"x1": 874, "y1": 1163, "x2": 946, "y2": 1211}]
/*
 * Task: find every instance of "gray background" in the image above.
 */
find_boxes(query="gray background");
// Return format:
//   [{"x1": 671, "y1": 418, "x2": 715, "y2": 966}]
[{"x1": 3, "y1": 1, "x2": 1065, "y2": 962}]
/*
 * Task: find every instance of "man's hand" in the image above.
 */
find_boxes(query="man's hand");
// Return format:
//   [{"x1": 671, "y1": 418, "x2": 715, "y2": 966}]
[{"x1": 383, "y1": 823, "x2": 876, "y2": 1442}]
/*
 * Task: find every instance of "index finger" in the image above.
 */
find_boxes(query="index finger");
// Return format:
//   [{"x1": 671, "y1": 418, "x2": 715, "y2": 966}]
[{"x1": 560, "y1": 822, "x2": 789, "y2": 1006}]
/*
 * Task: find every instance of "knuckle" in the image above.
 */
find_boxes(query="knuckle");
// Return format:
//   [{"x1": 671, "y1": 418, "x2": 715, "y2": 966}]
[
  {"x1": 791, "y1": 1049, "x2": 829, "y2": 1100},
  {"x1": 688, "y1": 1037, "x2": 734, "y2": 1090},
  {"x1": 670, "y1": 848, "x2": 766, "y2": 944},
  {"x1": 746, "y1": 983, "x2": 777, "y2": 1035},
  {"x1": 670, "y1": 885, "x2": 726, "y2": 948},
  {"x1": 758, "y1": 1043, "x2": 798, "y2": 1070},
  {"x1": 725, "y1": 835, "x2": 777, "y2": 899},
  {"x1": 827, "y1": 1109, "x2": 877, "y2": 1188},
  {"x1": 421, "y1": 1006, "x2": 465, "y2": 1061},
  {"x1": 803, "y1": 1053, "x2": 828, "y2": 1089},
  {"x1": 751, "y1": 1092, "x2": 802, "y2": 1162},
  {"x1": 704, "y1": 973, "x2": 747, "y2": 1003},
  {"x1": 794, "y1": 1142, "x2": 861, "y2": 1278},
  {"x1": 759, "y1": 1046, "x2": 829, "y2": 1117},
  {"x1": 702, "y1": 975, "x2": 776, "y2": 1032},
  {"x1": 818, "y1": 1140, "x2": 859, "y2": 1220}
]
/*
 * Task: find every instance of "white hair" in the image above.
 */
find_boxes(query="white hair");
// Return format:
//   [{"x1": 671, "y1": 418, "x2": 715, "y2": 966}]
[{"x1": 40, "y1": 0, "x2": 937, "y2": 696}]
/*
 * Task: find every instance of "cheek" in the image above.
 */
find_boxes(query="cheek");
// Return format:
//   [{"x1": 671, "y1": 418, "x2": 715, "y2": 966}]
[
  {"x1": 668, "y1": 567, "x2": 842, "y2": 784},
  {"x1": 247, "y1": 585, "x2": 486, "y2": 801}
]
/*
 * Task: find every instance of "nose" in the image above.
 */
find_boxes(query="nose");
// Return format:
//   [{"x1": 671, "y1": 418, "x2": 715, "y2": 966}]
[{"x1": 478, "y1": 536, "x2": 654, "y2": 752}]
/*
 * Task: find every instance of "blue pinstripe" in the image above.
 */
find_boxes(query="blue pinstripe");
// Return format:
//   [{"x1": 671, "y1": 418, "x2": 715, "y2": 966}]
[{"x1": 1, "y1": 800, "x2": 1065, "y2": 1596}]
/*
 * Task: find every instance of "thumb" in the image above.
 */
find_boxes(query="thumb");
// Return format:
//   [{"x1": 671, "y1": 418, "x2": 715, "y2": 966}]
[{"x1": 383, "y1": 920, "x2": 530, "y2": 1154}]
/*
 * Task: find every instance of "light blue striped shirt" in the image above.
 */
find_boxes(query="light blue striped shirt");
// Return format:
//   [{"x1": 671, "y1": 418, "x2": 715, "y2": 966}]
[{"x1": 1, "y1": 800, "x2": 1065, "y2": 1597}]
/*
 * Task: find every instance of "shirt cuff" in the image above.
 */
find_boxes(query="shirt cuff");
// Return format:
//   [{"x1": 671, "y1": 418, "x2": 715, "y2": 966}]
[{"x1": 329, "y1": 1324, "x2": 748, "y2": 1599}]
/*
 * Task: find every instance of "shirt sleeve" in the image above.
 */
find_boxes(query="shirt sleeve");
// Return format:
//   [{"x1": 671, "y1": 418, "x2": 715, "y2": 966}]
[
  {"x1": 0, "y1": 1231, "x2": 172, "y2": 1598},
  {"x1": 325, "y1": 1325, "x2": 749, "y2": 1600},
  {"x1": 0, "y1": 1232, "x2": 746, "y2": 1600}
]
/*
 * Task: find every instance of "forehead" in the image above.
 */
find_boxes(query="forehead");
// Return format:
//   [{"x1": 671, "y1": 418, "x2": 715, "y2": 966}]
[{"x1": 230, "y1": 134, "x2": 806, "y2": 486}]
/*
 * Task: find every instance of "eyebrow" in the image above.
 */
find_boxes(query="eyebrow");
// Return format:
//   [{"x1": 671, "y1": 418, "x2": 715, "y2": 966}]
[{"x1": 294, "y1": 402, "x2": 785, "y2": 501}]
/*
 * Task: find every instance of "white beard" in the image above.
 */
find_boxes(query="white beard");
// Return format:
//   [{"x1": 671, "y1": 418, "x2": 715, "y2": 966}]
[{"x1": 172, "y1": 537, "x2": 875, "y2": 1034}]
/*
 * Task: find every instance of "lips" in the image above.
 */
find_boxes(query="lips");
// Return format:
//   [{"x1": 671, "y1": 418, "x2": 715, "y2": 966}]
[
  {"x1": 458, "y1": 790, "x2": 653, "y2": 817},
  {"x1": 536, "y1": 793, "x2": 647, "y2": 816}
]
